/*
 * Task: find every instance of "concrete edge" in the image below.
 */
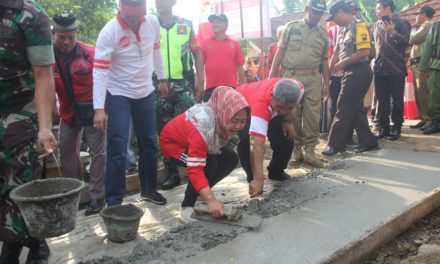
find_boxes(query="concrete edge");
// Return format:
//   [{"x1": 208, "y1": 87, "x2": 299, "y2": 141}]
[{"x1": 321, "y1": 188, "x2": 440, "y2": 264}]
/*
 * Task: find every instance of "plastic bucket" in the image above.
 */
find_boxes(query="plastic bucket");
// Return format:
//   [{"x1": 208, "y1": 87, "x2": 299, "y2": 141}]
[
  {"x1": 100, "y1": 204, "x2": 144, "y2": 243},
  {"x1": 9, "y1": 178, "x2": 85, "y2": 238}
]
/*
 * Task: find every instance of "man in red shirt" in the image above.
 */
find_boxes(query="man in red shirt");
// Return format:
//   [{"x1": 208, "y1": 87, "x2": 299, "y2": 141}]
[
  {"x1": 201, "y1": 13, "x2": 246, "y2": 101},
  {"x1": 52, "y1": 14, "x2": 106, "y2": 216},
  {"x1": 262, "y1": 25, "x2": 285, "y2": 79},
  {"x1": 236, "y1": 78, "x2": 303, "y2": 197}
]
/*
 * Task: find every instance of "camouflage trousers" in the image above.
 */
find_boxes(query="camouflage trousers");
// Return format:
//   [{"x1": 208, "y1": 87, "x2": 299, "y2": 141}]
[
  {"x1": 156, "y1": 79, "x2": 195, "y2": 133},
  {"x1": 0, "y1": 110, "x2": 42, "y2": 243}
]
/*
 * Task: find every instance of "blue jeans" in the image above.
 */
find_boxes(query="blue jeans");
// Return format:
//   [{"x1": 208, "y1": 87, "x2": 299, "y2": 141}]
[{"x1": 105, "y1": 92, "x2": 158, "y2": 205}]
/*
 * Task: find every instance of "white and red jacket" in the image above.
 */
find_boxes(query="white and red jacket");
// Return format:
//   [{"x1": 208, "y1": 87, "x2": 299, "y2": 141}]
[
  {"x1": 93, "y1": 13, "x2": 165, "y2": 109},
  {"x1": 160, "y1": 114, "x2": 209, "y2": 192},
  {"x1": 236, "y1": 78, "x2": 282, "y2": 138}
]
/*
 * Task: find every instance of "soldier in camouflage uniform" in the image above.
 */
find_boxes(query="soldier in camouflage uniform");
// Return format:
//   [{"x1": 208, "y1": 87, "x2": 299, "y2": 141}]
[
  {"x1": 0, "y1": 0, "x2": 57, "y2": 263},
  {"x1": 419, "y1": 21, "x2": 440, "y2": 135},
  {"x1": 155, "y1": 0, "x2": 205, "y2": 190}
]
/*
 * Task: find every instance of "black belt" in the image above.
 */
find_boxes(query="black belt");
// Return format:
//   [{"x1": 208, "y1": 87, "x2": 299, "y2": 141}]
[{"x1": 410, "y1": 58, "x2": 420, "y2": 65}]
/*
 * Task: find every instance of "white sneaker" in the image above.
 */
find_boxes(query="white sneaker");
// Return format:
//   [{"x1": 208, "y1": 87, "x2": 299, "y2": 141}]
[{"x1": 179, "y1": 207, "x2": 198, "y2": 223}]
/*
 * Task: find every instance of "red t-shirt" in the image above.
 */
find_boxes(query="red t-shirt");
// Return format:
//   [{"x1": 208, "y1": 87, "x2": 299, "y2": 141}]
[
  {"x1": 236, "y1": 78, "x2": 282, "y2": 138},
  {"x1": 159, "y1": 113, "x2": 209, "y2": 192},
  {"x1": 54, "y1": 41, "x2": 95, "y2": 124},
  {"x1": 201, "y1": 36, "x2": 245, "y2": 89}
]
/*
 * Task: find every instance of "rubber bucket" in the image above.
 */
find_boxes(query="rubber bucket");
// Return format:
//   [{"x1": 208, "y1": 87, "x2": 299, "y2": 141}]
[
  {"x1": 100, "y1": 204, "x2": 144, "y2": 243},
  {"x1": 9, "y1": 178, "x2": 85, "y2": 238}
]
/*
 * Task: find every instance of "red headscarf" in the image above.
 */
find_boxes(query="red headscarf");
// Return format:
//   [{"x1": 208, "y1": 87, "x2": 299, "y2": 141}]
[{"x1": 186, "y1": 86, "x2": 249, "y2": 154}]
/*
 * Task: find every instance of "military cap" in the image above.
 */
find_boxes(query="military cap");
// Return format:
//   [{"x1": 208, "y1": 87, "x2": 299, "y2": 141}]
[
  {"x1": 326, "y1": 0, "x2": 351, "y2": 21},
  {"x1": 345, "y1": 0, "x2": 361, "y2": 11},
  {"x1": 120, "y1": 0, "x2": 146, "y2": 17},
  {"x1": 307, "y1": 0, "x2": 327, "y2": 13},
  {"x1": 53, "y1": 13, "x2": 78, "y2": 32}
]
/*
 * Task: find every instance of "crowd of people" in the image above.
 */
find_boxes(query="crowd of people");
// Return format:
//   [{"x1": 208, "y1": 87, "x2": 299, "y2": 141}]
[{"x1": 1, "y1": 0, "x2": 439, "y2": 262}]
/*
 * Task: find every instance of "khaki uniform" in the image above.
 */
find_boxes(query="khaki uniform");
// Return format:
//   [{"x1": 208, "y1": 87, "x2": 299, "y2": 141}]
[
  {"x1": 279, "y1": 19, "x2": 328, "y2": 147},
  {"x1": 410, "y1": 20, "x2": 433, "y2": 122}
]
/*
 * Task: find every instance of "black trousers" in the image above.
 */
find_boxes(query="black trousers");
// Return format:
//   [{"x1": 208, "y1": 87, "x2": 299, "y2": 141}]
[
  {"x1": 374, "y1": 75, "x2": 406, "y2": 131},
  {"x1": 180, "y1": 146, "x2": 238, "y2": 207},
  {"x1": 237, "y1": 115, "x2": 293, "y2": 182},
  {"x1": 329, "y1": 76, "x2": 342, "y2": 123},
  {"x1": 328, "y1": 63, "x2": 377, "y2": 149}
]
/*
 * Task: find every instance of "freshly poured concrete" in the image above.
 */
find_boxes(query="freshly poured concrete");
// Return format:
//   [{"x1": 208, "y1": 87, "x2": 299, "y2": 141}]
[
  {"x1": 12, "y1": 148, "x2": 440, "y2": 263},
  {"x1": 182, "y1": 149, "x2": 440, "y2": 264}
]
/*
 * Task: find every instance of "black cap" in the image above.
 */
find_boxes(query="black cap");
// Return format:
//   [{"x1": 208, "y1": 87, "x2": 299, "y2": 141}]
[
  {"x1": 307, "y1": 0, "x2": 327, "y2": 13},
  {"x1": 53, "y1": 13, "x2": 78, "y2": 32},
  {"x1": 208, "y1": 13, "x2": 228, "y2": 24},
  {"x1": 415, "y1": 6, "x2": 435, "y2": 18},
  {"x1": 326, "y1": 0, "x2": 351, "y2": 21},
  {"x1": 345, "y1": 0, "x2": 361, "y2": 11}
]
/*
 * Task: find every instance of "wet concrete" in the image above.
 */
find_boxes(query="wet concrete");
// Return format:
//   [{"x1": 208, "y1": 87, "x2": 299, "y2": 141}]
[
  {"x1": 16, "y1": 148, "x2": 440, "y2": 263},
  {"x1": 180, "y1": 149, "x2": 440, "y2": 264}
]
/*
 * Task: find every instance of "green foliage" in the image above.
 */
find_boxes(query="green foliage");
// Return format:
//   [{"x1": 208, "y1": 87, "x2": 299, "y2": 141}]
[
  {"x1": 37, "y1": 0, "x2": 117, "y2": 45},
  {"x1": 239, "y1": 40, "x2": 249, "y2": 56},
  {"x1": 281, "y1": 0, "x2": 308, "y2": 13}
]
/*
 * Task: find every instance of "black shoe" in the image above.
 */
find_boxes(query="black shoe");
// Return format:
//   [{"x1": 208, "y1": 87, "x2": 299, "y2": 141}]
[
  {"x1": 375, "y1": 128, "x2": 389, "y2": 139},
  {"x1": 268, "y1": 172, "x2": 291, "y2": 181},
  {"x1": 388, "y1": 128, "x2": 401, "y2": 141},
  {"x1": 0, "y1": 242, "x2": 23, "y2": 264},
  {"x1": 141, "y1": 191, "x2": 167, "y2": 205},
  {"x1": 420, "y1": 123, "x2": 431, "y2": 131},
  {"x1": 162, "y1": 160, "x2": 180, "y2": 190},
  {"x1": 26, "y1": 238, "x2": 50, "y2": 264},
  {"x1": 322, "y1": 146, "x2": 345, "y2": 156},
  {"x1": 423, "y1": 122, "x2": 440, "y2": 135},
  {"x1": 353, "y1": 145, "x2": 379, "y2": 153},
  {"x1": 162, "y1": 174, "x2": 180, "y2": 190},
  {"x1": 410, "y1": 121, "x2": 426, "y2": 129},
  {"x1": 85, "y1": 198, "x2": 105, "y2": 216}
]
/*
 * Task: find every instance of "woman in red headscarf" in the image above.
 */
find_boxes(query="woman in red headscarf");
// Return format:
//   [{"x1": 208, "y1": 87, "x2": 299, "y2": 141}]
[{"x1": 160, "y1": 86, "x2": 249, "y2": 222}]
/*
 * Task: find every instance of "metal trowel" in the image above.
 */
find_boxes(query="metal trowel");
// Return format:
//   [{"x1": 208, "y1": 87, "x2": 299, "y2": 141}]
[{"x1": 191, "y1": 204, "x2": 263, "y2": 230}]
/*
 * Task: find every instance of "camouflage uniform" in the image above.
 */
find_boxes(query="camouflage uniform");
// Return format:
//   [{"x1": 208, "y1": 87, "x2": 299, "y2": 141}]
[
  {"x1": 156, "y1": 79, "x2": 195, "y2": 132},
  {"x1": 0, "y1": 0, "x2": 54, "y2": 243},
  {"x1": 155, "y1": 16, "x2": 198, "y2": 133}
]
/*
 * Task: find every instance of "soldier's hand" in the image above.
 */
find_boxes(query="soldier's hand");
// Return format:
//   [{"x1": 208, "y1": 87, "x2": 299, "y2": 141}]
[
  {"x1": 37, "y1": 128, "x2": 58, "y2": 159},
  {"x1": 159, "y1": 81, "x2": 169, "y2": 99},
  {"x1": 94, "y1": 109, "x2": 107, "y2": 131}
]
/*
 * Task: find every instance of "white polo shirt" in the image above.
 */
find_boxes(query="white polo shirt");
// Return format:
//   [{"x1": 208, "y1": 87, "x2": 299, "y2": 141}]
[{"x1": 93, "y1": 13, "x2": 165, "y2": 109}]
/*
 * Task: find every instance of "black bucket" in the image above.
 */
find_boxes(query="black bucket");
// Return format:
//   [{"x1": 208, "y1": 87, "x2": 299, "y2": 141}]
[
  {"x1": 9, "y1": 178, "x2": 85, "y2": 238},
  {"x1": 100, "y1": 204, "x2": 144, "y2": 243}
]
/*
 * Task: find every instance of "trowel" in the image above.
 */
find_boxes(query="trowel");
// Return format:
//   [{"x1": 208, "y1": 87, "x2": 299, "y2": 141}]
[{"x1": 191, "y1": 204, "x2": 263, "y2": 230}]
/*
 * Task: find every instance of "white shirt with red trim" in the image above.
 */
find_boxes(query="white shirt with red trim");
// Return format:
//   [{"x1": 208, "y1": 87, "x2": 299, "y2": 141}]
[
  {"x1": 93, "y1": 14, "x2": 165, "y2": 109},
  {"x1": 236, "y1": 78, "x2": 282, "y2": 138}
]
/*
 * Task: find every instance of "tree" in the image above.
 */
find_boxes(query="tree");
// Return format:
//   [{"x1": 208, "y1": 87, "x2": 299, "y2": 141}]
[
  {"x1": 279, "y1": 0, "x2": 308, "y2": 13},
  {"x1": 38, "y1": 0, "x2": 117, "y2": 45}
]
